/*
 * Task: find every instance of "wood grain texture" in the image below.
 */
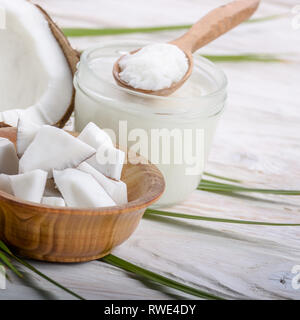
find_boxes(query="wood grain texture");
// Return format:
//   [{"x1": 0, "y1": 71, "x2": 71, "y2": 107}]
[
  {"x1": 0, "y1": 128, "x2": 165, "y2": 262},
  {"x1": 172, "y1": 0, "x2": 260, "y2": 53},
  {"x1": 1, "y1": 0, "x2": 299, "y2": 300}
]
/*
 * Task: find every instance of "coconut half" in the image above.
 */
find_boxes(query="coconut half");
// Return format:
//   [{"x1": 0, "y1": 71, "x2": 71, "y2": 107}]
[{"x1": 0, "y1": 0, "x2": 78, "y2": 127}]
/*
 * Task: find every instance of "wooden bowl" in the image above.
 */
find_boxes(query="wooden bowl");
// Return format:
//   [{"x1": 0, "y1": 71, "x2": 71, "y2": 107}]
[{"x1": 0, "y1": 127, "x2": 165, "y2": 262}]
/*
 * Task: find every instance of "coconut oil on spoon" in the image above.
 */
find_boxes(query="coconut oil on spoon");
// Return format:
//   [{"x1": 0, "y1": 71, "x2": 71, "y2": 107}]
[{"x1": 113, "y1": 0, "x2": 260, "y2": 96}]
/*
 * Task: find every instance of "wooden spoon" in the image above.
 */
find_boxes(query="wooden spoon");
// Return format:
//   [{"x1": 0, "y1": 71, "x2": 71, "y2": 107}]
[{"x1": 113, "y1": 0, "x2": 260, "y2": 96}]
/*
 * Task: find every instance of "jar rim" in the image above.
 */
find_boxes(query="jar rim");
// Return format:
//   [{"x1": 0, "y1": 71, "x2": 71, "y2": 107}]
[{"x1": 81, "y1": 40, "x2": 227, "y2": 99}]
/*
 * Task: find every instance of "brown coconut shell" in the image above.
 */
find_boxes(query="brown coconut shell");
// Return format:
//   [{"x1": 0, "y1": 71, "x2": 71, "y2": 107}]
[{"x1": 0, "y1": 3, "x2": 80, "y2": 129}]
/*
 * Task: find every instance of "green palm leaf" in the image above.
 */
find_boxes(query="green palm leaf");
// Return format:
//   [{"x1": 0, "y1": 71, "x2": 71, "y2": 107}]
[
  {"x1": 198, "y1": 179, "x2": 300, "y2": 195},
  {"x1": 102, "y1": 254, "x2": 223, "y2": 300},
  {"x1": 0, "y1": 251, "x2": 23, "y2": 278},
  {"x1": 202, "y1": 53, "x2": 285, "y2": 63},
  {"x1": 62, "y1": 14, "x2": 286, "y2": 37},
  {"x1": 0, "y1": 241, "x2": 85, "y2": 300},
  {"x1": 62, "y1": 25, "x2": 192, "y2": 37},
  {"x1": 204, "y1": 172, "x2": 241, "y2": 183},
  {"x1": 0, "y1": 241, "x2": 13, "y2": 254},
  {"x1": 145, "y1": 209, "x2": 300, "y2": 226}
]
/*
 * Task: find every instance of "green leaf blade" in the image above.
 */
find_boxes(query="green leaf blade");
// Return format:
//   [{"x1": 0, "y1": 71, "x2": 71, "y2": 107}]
[
  {"x1": 102, "y1": 254, "x2": 223, "y2": 300},
  {"x1": 62, "y1": 25, "x2": 191, "y2": 37},
  {"x1": 145, "y1": 209, "x2": 300, "y2": 226},
  {"x1": 0, "y1": 251, "x2": 23, "y2": 278},
  {"x1": 202, "y1": 53, "x2": 286, "y2": 63},
  {"x1": 0, "y1": 241, "x2": 85, "y2": 300},
  {"x1": 204, "y1": 172, "x2": 241, "y2": 183},
  {"x1": 62, "y1": 14, "x2": 287, "y2": 38},
  {"x1": 198, "y1": 180, "x2": 300, "y2": 195},
  {"x1": 0, "y1": 241, "x2": 13, "y2": 255}
]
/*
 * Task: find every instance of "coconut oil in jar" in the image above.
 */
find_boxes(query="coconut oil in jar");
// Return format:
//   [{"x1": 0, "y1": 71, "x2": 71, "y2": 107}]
[{"x1": 74, "y1": 41, "x2": 227, "y2": 207}]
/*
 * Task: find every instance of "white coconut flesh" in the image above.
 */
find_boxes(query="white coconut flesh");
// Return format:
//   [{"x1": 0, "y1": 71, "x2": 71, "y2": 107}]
[
  {"x1": 42, "y1": 196, "x2": 65, "y2": 207},
  {"x1": 78, "y1": 162, "x2": 128, "y2": 205},
  {"x1": 53, "y1": 168, "x2": 116, "y2": 208},
  {"x1": 0, "y1": 122, "x2": 127, "y2": 208},
  {"x1": 93, "y1": 145, "x2": 125, "y2": 181},
  {"x1": 9, "y1": 169, "x2": 48, "y2": 203},
  {"x1": 19, "y1": 125, "x2": 96, "y2": 177},
  {"x1": 16, "y1": 115, "x2": 41, "y2": 157},
  {"x1": 0, "y1": 0, "x2": 73, "y2": 127},
  {"x1": 0, "y1": 137, "x2": 19, "y2": 174},
  {"x1": 77, "y1": 122, "x2": 125, "y2": 181},
  {"x1": 0, "y1": 174, "x2": 13, "y2": 195},
  {"x1": 78, "y1": 122, "x2": 114, "y2": 149}
]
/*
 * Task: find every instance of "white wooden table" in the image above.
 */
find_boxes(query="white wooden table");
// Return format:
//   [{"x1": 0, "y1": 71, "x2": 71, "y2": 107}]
[{"x1": 1, "y1": 0, "x2": 300, "y2": 300}]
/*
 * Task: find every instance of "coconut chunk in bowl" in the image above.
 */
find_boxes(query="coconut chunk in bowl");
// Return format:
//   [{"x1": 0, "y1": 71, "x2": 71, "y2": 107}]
[{"x1": 0, "y1": 127, "x2": 165, "y2": 262}]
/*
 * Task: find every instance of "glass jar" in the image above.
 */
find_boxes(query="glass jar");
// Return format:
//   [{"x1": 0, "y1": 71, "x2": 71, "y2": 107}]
[{"x1": 74, "y1": 40, "x2": 227, "y2": 207}]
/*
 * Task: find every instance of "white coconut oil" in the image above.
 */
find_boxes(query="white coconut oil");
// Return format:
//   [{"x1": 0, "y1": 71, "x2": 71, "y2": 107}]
[
  {"x1": 74, "y1": 41, "x2": 227, "y2": 207},
  {"x1": 119, "y1": 43, "x2": 189, "y2": 91}
]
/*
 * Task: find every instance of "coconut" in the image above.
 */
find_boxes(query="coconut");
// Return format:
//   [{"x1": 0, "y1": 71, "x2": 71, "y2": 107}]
[
  {"x1": 0, "y1": 110, "x2": 24, "y2": 128},
  {"x1": 9, "y1": 169, "x2": 48, "y2": 203},
  {"x1": 0, "y1": 174, "x2": 13, "y2": 195},
  {"x1": 94, "y1": 145, "x2": 125, "y2": 181},
  {"x1": 0, "y1": 0, "x2": 79, "y2": 128},
  {"x1": 42, "y1": 196, "x2": 65, "y2": 207},
  {"x1": 78, "y1": 162, "x2": 127, "y2": 205},
  {"x1": 78, "y1": 122, "x2": 113, "y2": 149},
  {"x1": 16, "y1": 116, "x2": 41, "y2": 157},
  {"x1": 0, "y1": 121, "x2": 128, "y2": 208},
  {"x1": 78, "y1": 122, "x2": 125, "y2": 181},
  {"x1": 0, "y1": 137, "x2": 19, "y2": 174},
  {"x1": 53, "y1": 168, "x2": 116, "y2": 208},
  {"x1": 19, "y1": 125, "x2": 96, "y2": 177}
]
